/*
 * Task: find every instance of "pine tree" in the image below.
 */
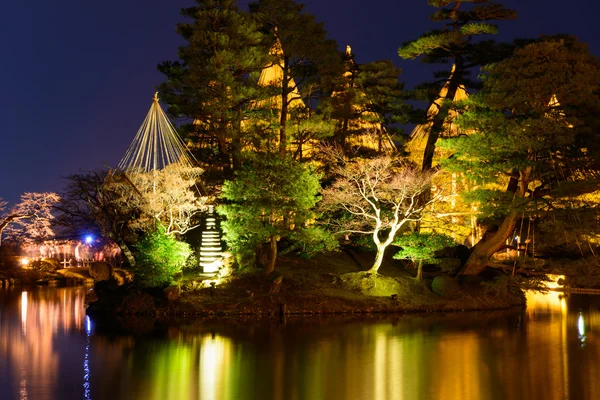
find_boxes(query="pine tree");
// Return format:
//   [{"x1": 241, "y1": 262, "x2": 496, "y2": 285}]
[
  {"x1": 158, "y1": 0, "x2": 270, "y2": 171},
  {"x1": 399, "y1": 0, "x2": 516, "y2": 171},
  {"x1": 439, "y1": 37, "x2": 600, "y2": 275},
  {"x1": 249, "y1": 0, "x2": 341, "y2": 156},
  {"x1": 331, "y1": 47, "x2": 408, "y2": 155},
  {"x1": 217, "y1": 154, "x2": 332, "y2": 273}
]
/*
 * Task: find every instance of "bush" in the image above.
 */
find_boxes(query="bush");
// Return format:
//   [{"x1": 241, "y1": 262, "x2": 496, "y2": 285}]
[{"x1": 133, "y1": 227, "x2": 192, "y2": 287}]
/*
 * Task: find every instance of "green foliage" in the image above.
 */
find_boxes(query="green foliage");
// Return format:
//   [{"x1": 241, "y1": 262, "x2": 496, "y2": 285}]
[
  {"x1": 218, "y1": 154, "x2": 329, "y2": 268},
  {"x1": 329, "y1": 55, "x2": 408, "y2": 153},
  {"x1": 399, "y1": 1, "x2": 515, "y2": 64},
  {"x1": 158, "y1": 0, "x2": 271, "y2": 168},
  {"x1": 249, "y1": 0, "x2": 342, "y2": 156},
  {"x1": 439, "y1": 37, "x2": 600, "y2": 222},
  {"x1": 353, "y1": 233, "x2": 378, "y2": 251},
  {"x1": 393, "y1": 232, "x2": 456, "y2": 264},
  {"x1": 133, "y1": 227, "x2": 192, "y2": 287},
  {"x1": 399, "y1": 31, "x2": 461, "y2": 60},
  {"x1": 285, "y1": 226, "x2": 338, "y2": 258}
]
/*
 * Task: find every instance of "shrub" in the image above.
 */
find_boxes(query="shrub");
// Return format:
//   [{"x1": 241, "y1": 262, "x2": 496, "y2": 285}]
[{"x1": 133, "y1": 227, "x2": 192, "y2": 287}]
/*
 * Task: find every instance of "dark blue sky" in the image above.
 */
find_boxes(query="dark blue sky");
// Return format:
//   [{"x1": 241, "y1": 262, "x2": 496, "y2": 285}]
[{"x1": 0, "y1": 0, "x2": 597, "y2": 205}]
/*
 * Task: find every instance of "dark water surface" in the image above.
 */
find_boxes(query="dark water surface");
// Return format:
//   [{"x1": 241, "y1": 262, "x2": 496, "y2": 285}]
[{"x1": 1, "y1": 286, "x2": 599, "y2": 400}]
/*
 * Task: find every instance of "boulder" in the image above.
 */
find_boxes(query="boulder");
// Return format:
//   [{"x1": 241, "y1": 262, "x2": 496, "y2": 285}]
[
  {"x1": 163, "y1": 285, "x2": 181, "y2": 301},
  {"x1": 438, "y1": 258, "x2": 463, "y2": 274},
  {"x1": 89, "y1": 262, "x2": 112, "y2": 282}
]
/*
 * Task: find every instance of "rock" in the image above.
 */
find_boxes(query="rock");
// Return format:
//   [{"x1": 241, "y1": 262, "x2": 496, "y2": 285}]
[
  {"x1": 431, "y1": 275, "x2": 461, "y2": 298},
  {"x1": 438, "y1": 258, "x2": 463, "y2": 274},
  {"x1": 115, "y1": 292, "x2": 156, "y2": 315},
  {"x1": 89, "y1": 262, "x2": 113, "y2": 282},
  {"x1": 163, "y1": 285, "x2": 181, "y2": 301}
]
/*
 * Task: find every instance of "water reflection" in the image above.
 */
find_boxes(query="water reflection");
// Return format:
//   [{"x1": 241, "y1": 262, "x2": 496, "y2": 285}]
[
  {"x1": 1, "y1": 286, "x2": 88, "y2": 399},
  {"x1": 2, "y1": 287, "x2": 600, "y2": 399}
]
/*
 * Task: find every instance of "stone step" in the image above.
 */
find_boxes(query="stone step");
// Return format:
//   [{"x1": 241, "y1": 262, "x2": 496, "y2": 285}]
[
  {"x1": 200, "y1": 247, "x2": 223, "y2": 254},
  {"x1": 200, "y1": 251, "x2": 222, "y2": 257}
]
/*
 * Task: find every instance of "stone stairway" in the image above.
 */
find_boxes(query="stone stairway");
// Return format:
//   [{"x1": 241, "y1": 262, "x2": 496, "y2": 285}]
[{"x1": 198, "y1": 206, "x2": 223, "y2": 273}]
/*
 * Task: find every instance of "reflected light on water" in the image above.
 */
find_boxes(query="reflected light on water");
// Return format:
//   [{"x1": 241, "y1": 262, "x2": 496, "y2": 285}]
[
  {"x1": 525, "y1": 290, "x2": 567, "y2": 317},
  {"x1": 21, "y1": 291, "x2": 27, "y2": 335},
  {"x1": 199, "y1": 335, "x2": 231, "y2": 400},
  {"x1": 4, "y1": 287, "x2": 600, "y2": 400},
  {"x1": 83, "y1": 316, "x2": 92, "y2": 400},
  {"x1": 2, "y1": 287, "x2": 88, "y2": 399},
  {"x1": 578, "y1": 312, "x2": 586, "y2": 345}
]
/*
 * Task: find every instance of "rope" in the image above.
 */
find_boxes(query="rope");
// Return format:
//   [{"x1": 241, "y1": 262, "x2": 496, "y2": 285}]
[{"x1": 116, "y1": 93, "x2": 208, "y2": 196}]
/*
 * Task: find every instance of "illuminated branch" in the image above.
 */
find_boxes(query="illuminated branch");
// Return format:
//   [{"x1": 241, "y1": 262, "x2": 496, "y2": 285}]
[{"x1": 321, "y1": 154, "x2": 440, "y2": 273}]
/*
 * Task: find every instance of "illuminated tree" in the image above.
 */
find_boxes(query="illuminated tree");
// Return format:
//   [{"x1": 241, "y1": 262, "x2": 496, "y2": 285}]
[
  {"x1": 320, "y1": 151, "x2": 439, "y2": 273},
  {"x1": 110, "y1": 164, "x2": 208, "y2": 236},
  {"x1": 249, "y1": 0, "x2": 341, "y2": 155},
  {"x1": 331, "y1": 52, "x2": 408, "y2": 154},
  {"x1": 133, "y1": 225, "x2": 192, "y2": 287},
  {"x1": 440, "y1": 37, "x2": 600, "y2": 275},
  {"x1": 393, "y1": 232, "x2": 455, "y2": 280},
  {"x1": 158, "y1": 0, "x2": 270, "y2": 170},
  {"x1": 399, "y1": 0, "x2": 516, "y2": 171},
  {"x1": 0, "y1": 193, "x2": 60, "y2": 246},
  {"x1": 58, "y1": 166, "x2": 205, "y2": 272},
  {"x1": 218, "y1": 155, "x2": 331, "y2": 273}
]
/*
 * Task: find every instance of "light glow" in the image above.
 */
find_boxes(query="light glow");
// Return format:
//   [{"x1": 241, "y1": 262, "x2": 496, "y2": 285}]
[
  {"x1": 578, "y1": 312, "x2": 586, "y2": 345},
  {"x1": 21, "y1": 291, "x2": 28, "y2": 335}
]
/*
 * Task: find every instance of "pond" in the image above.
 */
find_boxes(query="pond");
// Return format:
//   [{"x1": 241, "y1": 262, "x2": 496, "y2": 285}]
[{"x1": 0, "y1": 286, "x2": 598, "y2": 400}]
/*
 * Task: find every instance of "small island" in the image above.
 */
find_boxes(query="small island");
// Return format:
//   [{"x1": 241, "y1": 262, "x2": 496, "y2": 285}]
[{"x1": 2, "y1": 0, "x2": 600, "y2": 321}]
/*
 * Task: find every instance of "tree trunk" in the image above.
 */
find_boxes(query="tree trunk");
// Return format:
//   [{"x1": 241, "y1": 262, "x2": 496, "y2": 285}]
[
  {"x1": 421, "y1": 60, "x2": 463, "y2": 172},
  {"x1": 232, "y1": 120, "x2": 242, "y2": 171},
  {"x1": 279, "y1": 58, "x2": 290, "y2": 155},
  {"x1": 417, "y1": 260, "x2": 423, "y2": 280},
  {"x1": 368, "y1": 245, "x2": 386, "y2": 274},
  {"x1": 461, "y1": 212, "x2": 519, "y2": 275},
  {"x1": 265, "y1": 235, "x2": 278, "y2": 274},
  {"x1": 460, "y1": 168, "x2": 532, "y2": 276},
  {"x1": 115, "y1": 237, "x2": 136, "y2": 268}
]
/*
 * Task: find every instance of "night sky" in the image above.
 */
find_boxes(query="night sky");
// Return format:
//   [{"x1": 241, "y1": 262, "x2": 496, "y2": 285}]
[{"x1": 0, "y1": 0, "x2": 597, "y2": 205}]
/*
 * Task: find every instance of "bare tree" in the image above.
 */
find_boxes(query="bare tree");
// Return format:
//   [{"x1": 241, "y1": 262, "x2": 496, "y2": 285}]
[
  {"x1": 109, "y1": 164, "x2": 209, "y2": 236},
  {"x1": 320, "y1": 151, "x2": 440, "y2": 273},
  {"x1": 0, "y1": 193, "x2": 60, "y2": 246},
  {"x1": 58, "y1": 164, "x2": 208, "y2": 267},
  {"x1": 56, "y1": 170, "x2": 138, "y2": 266}
]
